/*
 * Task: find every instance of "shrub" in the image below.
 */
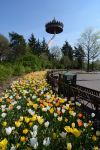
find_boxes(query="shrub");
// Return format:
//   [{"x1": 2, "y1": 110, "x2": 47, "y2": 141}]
[
  {"x1": 0, "y1": 64, "x2": 13, "y2": 83},
  {"x1": 24, "y1": 66, "x2": 32, "y2": 73},
  {"x1": 13, "y1": 64, "x2": 25, "y2": 76}
]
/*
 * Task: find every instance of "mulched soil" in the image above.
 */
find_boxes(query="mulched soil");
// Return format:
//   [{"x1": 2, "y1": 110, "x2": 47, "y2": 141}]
[{"x1": 0, "y1": 76, "x2": 20, "y2": 97}]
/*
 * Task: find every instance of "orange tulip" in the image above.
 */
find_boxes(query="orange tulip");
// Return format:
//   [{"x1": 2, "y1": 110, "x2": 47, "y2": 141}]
[
  {"x1": 16, "y1": 95, "x2": 20, "y2": 100},
  {"x1": 8, "y1": 105, "x2": 13, "y2": 110},
  {"x1": 78, "y1": 113, "x2": 83, "y2": 118},
  {"x1": 57, "y1": 111, "x2": 62, "y2": 116},
  {"x1": 77, "y1": 120, "x2": 83, "y2": 127}
]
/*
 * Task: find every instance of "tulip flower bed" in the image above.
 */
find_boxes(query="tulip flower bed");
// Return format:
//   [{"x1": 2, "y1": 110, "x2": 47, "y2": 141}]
[{"x1": 0, "y1": 71, "x2": 99, "y2": 150}]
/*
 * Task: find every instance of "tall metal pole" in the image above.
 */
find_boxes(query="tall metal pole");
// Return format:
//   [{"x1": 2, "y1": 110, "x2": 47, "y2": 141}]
[{"x1": 47, "y1": 33, "x2": 56, "y2": 46}]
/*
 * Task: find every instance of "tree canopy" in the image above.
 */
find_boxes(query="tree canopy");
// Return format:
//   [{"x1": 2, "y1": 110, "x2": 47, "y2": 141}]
[
  {"x1": 78, "y1": 28, "x2": 100, "y2": 71},
  {"x1": 0, "y1": 34, "x2": 10, "y2": 61},
  {"x1": 9, "y1": 32, "x2": 26, "y2": 59}
]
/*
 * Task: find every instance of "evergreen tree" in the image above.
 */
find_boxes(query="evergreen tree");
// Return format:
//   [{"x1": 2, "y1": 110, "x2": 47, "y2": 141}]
[
  {"x1": 9, "y1": 32, "x2": 26, "y2": 59},
  {"x1": 61, "y1": 41, "x2": 74, "y2": 68},
  {"x1": 74, "y1": 45, "x2": 85, "y2": 69},
  {"x1": 61, "y1": 41, "x2": 73, "y2": 61},
  {"x1": 41, "y1": 37, "x2": 49, "y2": 55},
  {"x1": 28, "y1": 33, "x2": 37, "y2": 54},
  {"x1": 35, "y1": 39, "x2": 42, "y2": 55}
]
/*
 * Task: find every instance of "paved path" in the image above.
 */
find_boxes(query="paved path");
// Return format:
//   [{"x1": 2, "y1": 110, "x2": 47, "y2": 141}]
[{"x1": 77, "y1": 73, "x2": 100, "y2": 91}]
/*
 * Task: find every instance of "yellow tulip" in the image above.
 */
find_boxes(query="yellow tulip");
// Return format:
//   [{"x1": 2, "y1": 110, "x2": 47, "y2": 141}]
[
  {"x1": 66, "y1": 106, "x2": 69, "y2": 110},
  {"x1": 64, "y1": 126, "x2": 72, "y2": 133},
  {"x1": 71, "y1": 122, "x2": 75, "y2": 128},
  {"x1": 92, "y1": 135, "x2": 97, "y2": 141},
  {"x1": 53, "y1": 132, "x2": 57, "y2": 139},
  {"x1": 0, "y1": 138, "x2": 8, "y2": 150},
  {"x1": 37, "y1": 116, "x2": 44, "y2": 124},
  {"x1": 65, "y1": 118, "x2": 68, "y2": 122},
  {"x1": 15, "y1": 121, "x2": 22, "y2": 127},
  {"x1": 60, "y1": 99, "x2": 65, "y2": 103},
  {"x1": 49, "y1": 108, "x2": 54, "y2": 114},
  {"x1": 24, "y1": 117, "x2": 30, "y2": 123},
  {"x1": 67, "y1": 143, "x2": 72, "y2": 150},
  {"x1": 29, "y1": 122, "x2": 33, "y2": 127},
  {"x1": 0, "y1": 98, "x2": 2, "y2": 102},
  {"x1": 20, "y1": 136, "x2": 26, "y2": 142},
  {"x1": 33, "y1": 104, "x2": 38, "y2": 110},
  {"x1": 71, "y1": 128, "x2": 81, "y2": 137},
  {"x1": 93, "y1": 146, "x2": 99, "y2": 150},
  {"x1": 2, "y1": 121, "x2": 7, "y2": 127},
  {"x1": 31, "y1": 114, "x2": 37, "y2": 121},
  {"x1": 23, "y1": 128, "x2": 29, "y2": 134},
  {"x1": 16, "y1": 143, "x2": 20, "y2": 148},
  {"x1": 19, "y1": 116, "x2": 24, "y2": 121},
  {"x1": 69, "y1": 110, "x2": 74, "y2": 116}
]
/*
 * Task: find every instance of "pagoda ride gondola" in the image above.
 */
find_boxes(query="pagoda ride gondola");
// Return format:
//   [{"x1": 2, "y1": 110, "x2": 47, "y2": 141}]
[{"x1": 45, "y1": 18, "x2": 64, "y2": 45}]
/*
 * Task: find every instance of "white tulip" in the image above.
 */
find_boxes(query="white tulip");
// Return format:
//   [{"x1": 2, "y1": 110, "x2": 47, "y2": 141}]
[
  {"x1": 91, "y1": 113, "x2": 95, "y2": 117},
  {"x1": 30, "y1": 137, "x2": 38, "y2": 147},
  {"x1": 10, "y1": 144, "x2": 16, "y2": 150},
  {"x1": 60, "y1": 132, "x2": 67, "y2": 138},
  {"x1": 33, "y1": 125, "x2": 38, "y2": 131},
  {"x1": 32, "y1": 95, "x2": 37, "y2": 99},
  {"x1": 75, "y1": 102, "x2": 81, "y2": 107},
  {"x1": 42, "y1": 107, "x2": 47, "y2": 112},
  {"x1": 62, "y1": 109, "x2": 65, "y2": 113},
  {"x1": 57, "y1": 107, "x2": 61, "y2": 111},
  {"x1": 34, "y1": 142, "x2": 38, "y2": 149},
  {"x1": 84, "y1": 123, "x2": 88, "y2": 128},
  {"x1": 72, "y1": 112, "x2": 76, "y2": 117},
  {"x1": 1, "y1": 105, "x2": 6, "y2": 109},
  {"x1": 12, "y1": 101, "x2": 17, "y2": 105},
  {"x1": 46, "y1": 106, "x2": 50, "y2": 110},
  {"x1": 1, "y1": 113, "x2": 7, "y2": 118},
  {"x1": 43, "y1": 137, "x2": 50, "y2": 146},
  {"x1": 5, "y1": 127, "x2": 12, "y2": 135},
  {"x1": 9, "y1": 96, "x2": 13, "y2": 99},
  {"x1": 53, "y1": 101, "x2": 56, "y2": 104},
  {"x1": 16, "y1": 105, "x2": 21, "y2": 110},
  {"x1": 31, "y1": 131, "x2": 37, "y2": 138},
  {"x1": 54, "y1": 113, "x2": 58, "y2": 117},
  {"x1": 46, "y1": 95, "x2": 51, "y2": 100},
  {"x1": 64, "y1": 98, "x2": 67, "y2": 102},
  {"x1": 96, "y1": 130, "x2": 100, "y2": 136},
  {"x1": 44, "y1": 121, "x2": 49, "y2": 128},
  {"x1": 58, "y1": 116, "x2": 62, "y2": 121},
  {"x1": 28, "y1": 109, "x2": 35, "y2": 115},
  {"x1": 40, "y1": 91, "x2": 44, "y2": 95}
]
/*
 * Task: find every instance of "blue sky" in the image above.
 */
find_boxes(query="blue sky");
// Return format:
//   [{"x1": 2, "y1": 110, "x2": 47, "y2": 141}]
[{"x1": 0, "y1": 0, "x2": 100, "y2": 47}]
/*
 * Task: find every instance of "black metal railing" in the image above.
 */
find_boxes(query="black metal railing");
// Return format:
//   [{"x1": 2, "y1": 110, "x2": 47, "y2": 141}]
[{"x1": 47, "y1": 70, "x2": 100, "y2": 129}]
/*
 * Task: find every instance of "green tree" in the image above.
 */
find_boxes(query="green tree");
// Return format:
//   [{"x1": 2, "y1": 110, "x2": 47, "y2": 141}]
[
  {"x1": 74, "y1": 45, "x2": 85, "y2": 69},
  {"x1": 60, "y1": 55, "x2": 71, "y2": 69},
  {"x1": 61, "y1": 41, "x2": 74, "y2": 68},
  {"x1": 61, "y1": 41, "x2": 73, "y2": 61},
  {"x1": 41, "y1": 37, "x2": 49, "y2": 55},
  {"x1": 9, "y1": 32, "x2": 26, "y2": 60},
  {"x1": 28, "y1": 33, "x2": 37, "y2": 55},
  {"x1": 35, "y1": 39, "x2": 42, "y2": 55},
  {"x1": 0, "y1": 34, "x2": 10, "y2": 61}
]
